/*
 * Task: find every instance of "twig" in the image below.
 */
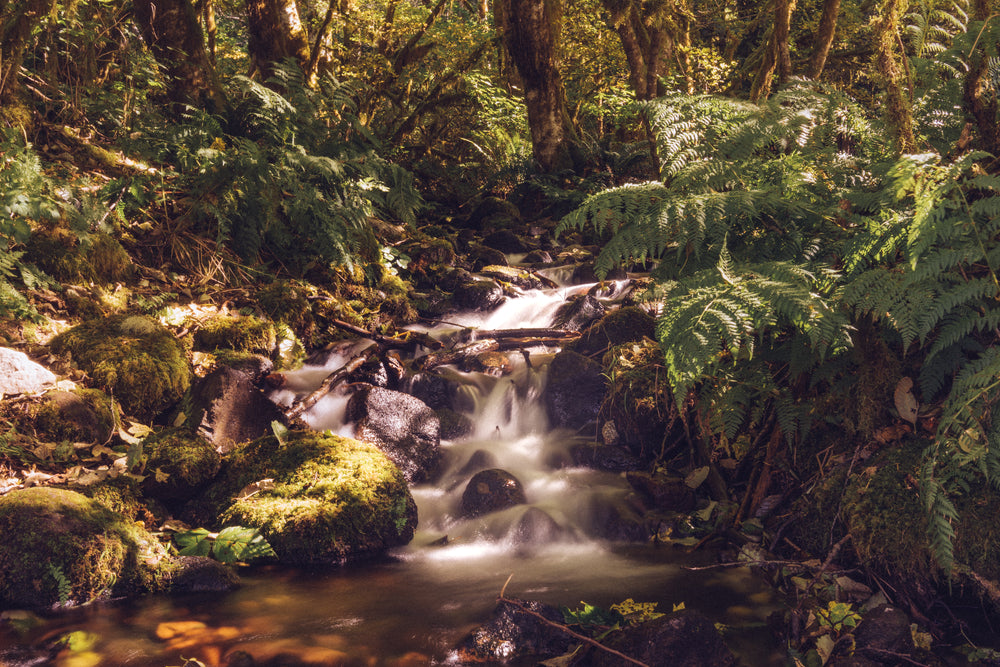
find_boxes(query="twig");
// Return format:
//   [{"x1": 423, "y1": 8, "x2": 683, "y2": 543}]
[
  {"x1": 497, "y1": 576, "x2": 651, "y2": 667},
  {"x1": 284, "y1": 346, "x2": 378, "y2": 420}
]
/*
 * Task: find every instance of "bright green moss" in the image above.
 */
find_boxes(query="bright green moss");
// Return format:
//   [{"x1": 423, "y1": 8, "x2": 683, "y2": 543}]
[
  {"x1": 25, "y1": 226, "x2": 133, "y2": 284},
  {"x1": 141, "y1": 427, "x2": 221, "y2": 502},
  {"x1": 49, "y1": 315, "x2": 191, "y2": 420},
  {"x1": 30, "y1": 388, "x2": 116, "y2": 444},
  {"x1": 191, "y1": 431, "x2": 417, "y2": 566},
  {"x1": 194, "y1": 314, "x2": 277, "y2": 356},
  {"x1": 0, "y1": 487, "x2": 170, "y2": 609}
]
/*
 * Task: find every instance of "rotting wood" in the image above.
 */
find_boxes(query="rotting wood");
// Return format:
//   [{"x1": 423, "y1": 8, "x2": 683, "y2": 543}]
[{"x1": 284, "y1": 345, "x2": 378, "y2": 421}]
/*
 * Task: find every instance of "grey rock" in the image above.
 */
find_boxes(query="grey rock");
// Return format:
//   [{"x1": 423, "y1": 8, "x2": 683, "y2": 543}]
[{"x1": 0, "y1": 347, "x2": 56, "y2": 395}]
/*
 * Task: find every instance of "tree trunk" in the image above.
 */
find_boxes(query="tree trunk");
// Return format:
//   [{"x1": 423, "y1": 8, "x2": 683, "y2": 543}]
[
  {"x1": 499, "y1": 0, "x2": 573, "y2": 171},
  {"x1": 962, "y1": 0, "x2": 1000, "y2": 155},
  {"x1": 132, "y1": 0, "x2": 228, "y2": 114},
  {"x1": 0, "y1": 0, "x2": 56, "y2": 109},
  {"x1": 807, "y1": 0, "x2": 841, "y2": 79},
  {"x1": 873, "y1": 0, "x2": 916, "y2": 153},
  {"x1": 245, "y1": 0, "x2": 311, "y2": 82},
  {"x1": 774, "y1": 0, "x2": 794, "y2": 84}
]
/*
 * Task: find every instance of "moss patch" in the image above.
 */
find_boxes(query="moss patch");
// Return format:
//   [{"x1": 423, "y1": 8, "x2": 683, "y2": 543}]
[
  {"x1": 189, "y1": 431, "x2": 417, "y2": 566},
  {"x1": 49, "y1": 315, "x2": 191, "y2": 420},
  {"x1": 140, "y1": 427, "x2": 222, "y2": 502},
  {"x1": 194, "y1": 315, "x2": 277, "y2": 356},
  {"x1": 568, "y1": 307, "x2": 656, "y2": 356},
  {"x1": 25, "y1": 226, "x2": 133, "y2": 284},
  {"x1": 0, "y1": 487, "x2": 171, "y2": 608}
]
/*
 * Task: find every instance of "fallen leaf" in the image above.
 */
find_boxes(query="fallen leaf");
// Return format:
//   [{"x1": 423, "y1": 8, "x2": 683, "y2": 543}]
[
  {"x1": 894, "y1": 377, "x2": 919, "y2": 425},
  {"x1": 236, "y1": 479, "x2": 275, "y2": 500},
  {"x1": 685, "y1": 466, "x2": 710, "y2": 489}
]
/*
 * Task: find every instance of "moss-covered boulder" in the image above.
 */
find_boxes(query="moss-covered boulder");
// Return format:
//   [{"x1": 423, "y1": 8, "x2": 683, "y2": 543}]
[
  {"x1": 194, "y1": 315, "x2": 277, "y2": 357},
  {"x1": 189, "y1": 431, "x2": 417, "y2": 566},
  {"x1": 140, "y1": 428, "x2": 222, "y2": 503},
  {"x1": 601, "y1": 339, "x2": 673, "y2": 459},
  {"x1": 49, "y1": 315, "x2": 191, "y2": 420},
  {"x1": 25, "y1": 226, "x2": 133, "y2": 284},
  {"x1": 567, "y1": 306, "x2": 656, "y2": 357},
  {"x1": 31, "y1": 388, "x2": 116, "y2": 443},
  {"x1": 0, "y1": 487, "x2": 171, "y2": 608}
]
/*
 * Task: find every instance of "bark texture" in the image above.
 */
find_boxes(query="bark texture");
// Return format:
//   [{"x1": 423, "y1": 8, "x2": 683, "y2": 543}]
[
  {"x1": 245, "y1": 0, "x2": 311, "y2": 82},
  {"x1": 132, "y1": 0, "x2": 227, "y2": 113},
  {"x1": 873, "y1": 0, "x2": 916, "y2": 153},
  {"x1": 0, "y1": 0, "x2": 57, "y2": 107},
  {"x1": 807, "y1": 0, "x2": 842, "y2": 79}
]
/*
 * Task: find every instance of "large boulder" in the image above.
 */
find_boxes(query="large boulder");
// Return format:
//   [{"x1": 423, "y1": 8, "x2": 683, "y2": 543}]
[
  {"x1": 347, "y1": 385, "x2": 442, "y2": 483},
  {"x1": 16, "y1": 387, "x2": 116, "y2": 444},
  {"x1": 188, "y1": 431, "x2": 417, "y2": 566},
  {"x1": 49, "y1": 315, "x2": 191, "y2": 420},
  {"x1": 480, "y1": 265, "x2": 546, "y2": 290},
  {"x1": 590, "y1": 609, "x2": 736, "y2": 667},
  {"x1": 0, "y1": 347, "x2": 56, "y2": 395},
  {"x1": 543, "y1": 350, "x2": 606, "y2": 430},
  {"x1": 0, "y1": 487, "x2": 179, "y2": 608},
  {"x1": 553, "y1": 294, "x2": 607, "y2": 332},
  {"x1": 187, "y1": 366, "x2": 288, "y2": 453}
]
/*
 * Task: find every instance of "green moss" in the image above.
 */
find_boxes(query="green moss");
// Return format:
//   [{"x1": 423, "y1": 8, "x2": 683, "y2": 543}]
[
  {"x1": 141, "y1": 427, "x2": 221, "y2": 502},
  {"x1": 194, "y1": 315, "x2": 277, "y2": 356},
  {"x1": 191, "y1": 431, "x2": 417, "y2": 566},
  {"x1": 568, "y1": 306, "x2": 656, "y2": 356},
  {"x1": 258, "y1": 280, "x2": 316, "y2": 343},
  {"x1": 74, "y1": 476, "x2": 161, "y2": 528},
  {"x1": 49, "y1": 315, "x2": 192, "y2": 420},
  {"x1": 27, "y1": 388, "x2": 116, "y2": 444},
  {"x1": 0, "y1": 487, "x2": 171, "y2": 608},
  {"x1": 25, "y1": 226, "x2": 133, "y2": 284}
]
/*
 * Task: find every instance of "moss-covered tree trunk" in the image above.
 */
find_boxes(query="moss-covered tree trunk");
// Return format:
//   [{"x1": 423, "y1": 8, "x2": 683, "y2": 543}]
[
  {"x1": 498, "y1": 0, "x2": 574, "y2": 172},
  {"x1": 0, "y1": 0, "x2": 56, "y2": 114},
  {"x1": 962, "y1": 0, "x2": 1000, "y2": 155},
  {"x1": 807, "y1": 0, "x2": 841, "y2": 79},
  {"x1": 245, "y1": 0, "x2": 311, "y2": 82},
  {"x1": 873, "y1": 0, "x2": 917, "y2": 154},
  {"x1": 132, "y1": 0, "x2": 228, "y2": 114}
]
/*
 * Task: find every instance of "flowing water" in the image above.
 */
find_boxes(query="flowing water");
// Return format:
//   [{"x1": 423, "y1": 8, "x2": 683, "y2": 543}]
[{"x1": 0, "y1": 280, "x2": 785, "y2": 666}]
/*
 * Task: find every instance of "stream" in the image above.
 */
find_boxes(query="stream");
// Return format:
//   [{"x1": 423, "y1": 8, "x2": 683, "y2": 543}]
[{"x1": 0, "y1": 278, "x2": 785, "y2": 666}]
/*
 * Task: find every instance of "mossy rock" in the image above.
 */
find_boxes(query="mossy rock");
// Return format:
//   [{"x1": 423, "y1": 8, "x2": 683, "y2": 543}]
[
  {"x1": 194, "y1": 315, "x2": 277, "y2": 356},
  {"x1": 49, "y1": 315, "x2": 192, "y2": 420},
  {"x1": 189, "y1": 431, "x2": 417, "y2": 566},
  {"x1": 73, "y1": 476, "x2": 163, "y2": 528},
  {"x1": 25, "y1": 226, "x2": 133, "y2": 284},
  {"x1": 0, "y1": 487, "x2": 171, "y2": 608},
  {"x1": 258, "y1": 280, "x2": 317, "y2": 345},
  {"x1": 24, "y1": 388, "x2": 116, "y2": 444},
  {"x1": 601, "y1": 339, "x2": 671, "y2": 459},
  {"x1": 479, "y1": 265, "x2": 545, "y2": 290},
  {"x1": 567, "y1": 306, "x2": 656, "y2": 356},
  {"x1": 140, "y1": 427, "x2": 222, "y2": 503}
]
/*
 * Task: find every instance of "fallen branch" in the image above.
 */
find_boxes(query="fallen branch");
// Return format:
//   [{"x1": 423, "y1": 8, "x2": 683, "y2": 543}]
[
  {"x1": 330, "y1": 318, "x2": 442, "y2": 350},
  {"x1": 461, "y1": 328, "x2": 580, "y2": 342},
  {"x1": 414, "y1": 339, "x2": 499, "y2": 371},
  {"x1": 284, "y1": 345, "x2": 378, "y2": 421},
  {"x1": 497, "y1": 579, "x2": 651, "y2": 667}
]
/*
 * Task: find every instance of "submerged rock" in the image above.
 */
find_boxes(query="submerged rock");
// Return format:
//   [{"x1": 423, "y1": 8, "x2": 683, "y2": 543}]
[
  {"x1": 457, "y1": 597, "x2": 573, "y2": 661},
  {"x1": 0, "y1": 347, "x2": 56, "y2": 395},
  {"x1": 0, "y1": 487, "x2": 177, "y2": 608},
  {"x1": 461, "y1": 468, "x2": 527, "y2": 518},
  {"x1": 49, "y1": 315, "x2": 191, "y2": 420},
  {"x1": 348, "y1": 385, "x2": 442, "y2": 483},
  {"x1": 188, "y1": 431, "x2": 417, "y2": 566}
]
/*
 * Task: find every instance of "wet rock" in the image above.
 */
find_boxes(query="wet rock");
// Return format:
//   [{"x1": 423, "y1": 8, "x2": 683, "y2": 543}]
[
  {"x1": 461, "y1": 468, "x2": 527, "y2": 518},
  {"x1": 626, "y1": 471, "x2": 697, "y2": 512},
  {"x1": 508, "y1": 507, "x2": 567, "y2": 545},
  {"x1": 49, "y1": 315, "x2": 191, "y2": 420},
  {"x1": 590, "y1": 609, "x2": 737, "y2": 667},
  {"x1": 215, "y1": 353, "x2": 274, "y2": 383},
  {"x1": 0, "y1": 487, "x2": 174, "y2": 608},
  {"x1": 0, "y1": 347, "x2": 56, "y2": 394},
  {"x1": 854, "y1": 604, "x2": 914, "y2": 662},
  {"x1": 522, "y1": 249, "x2": 553, "y2": 265},
  {"x1": 568, "y1": 306, "x2": 657, "y2": 357},
  {"x1": 188, "y1": 431, "x2": 417, "y2": 566},
  {"x1": 140, "y1": 427, "x2": 222, "y2": 503},
  {"x1": 483, "y1": 229, "x2": 528, "y2": 254},
  {"x1": 553, "y1": 294, "x2": 607, "y2": 332},
  {"x1": 462, "y1": 351, "x2": 514, "y2": 377},
  {"x1": 480, "y1": 265, "x2": 546, "y2": 290},
  {"x1": 406, "y1": 371, "x2": 458, "y2": 410},
  {"x1": 187, "y1": 366, "x2": 288, "y2": 454},
  {"x1": 571, "y1": 443, "x2": 644, "y2": 472},
  {"x1": 543, "y1": 350, "x2": 606, "y2": 430},
  {"x1": 164, "y1": 556, "x2": 240, "y2": 594},
  {"x1": 457, "y1": 597, "x2": 573, "y2": 661},
  {"x1": 223, "y1": 640, "x2": 352, "y2": 666},
  {"x1": 467, "y1": 244, "x2": 509, "y2": 271},
  {"x1": 348, "y1": 356, "x2": 391, "y2": 388},
  {"x1": 452, "y1": 277, "x2": 505, "y2": 312},
  {"x1": 348, "y1": 385, "x2": 442, "y2": 483},
  {"x1": 457, "y1": 449, "x2": 500, "y2": 477},
  {"x1": 436, "y1": 408, "x2": 474, "y2": 440}
]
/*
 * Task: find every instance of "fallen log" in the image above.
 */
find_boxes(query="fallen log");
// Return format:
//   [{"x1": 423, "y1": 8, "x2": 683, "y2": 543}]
[
  {"x1": 285, "y1": 345, "x2": 378, "y2": 421},
  {"x1": 460, "y1": 327, "x2": 580, "y2": 342},
  {"x1": 330, "y1": 318, "x2": 442, "y2": 350},
  {"x1": 414, "y1": 339, "x2": 499, "y2": 371}
]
